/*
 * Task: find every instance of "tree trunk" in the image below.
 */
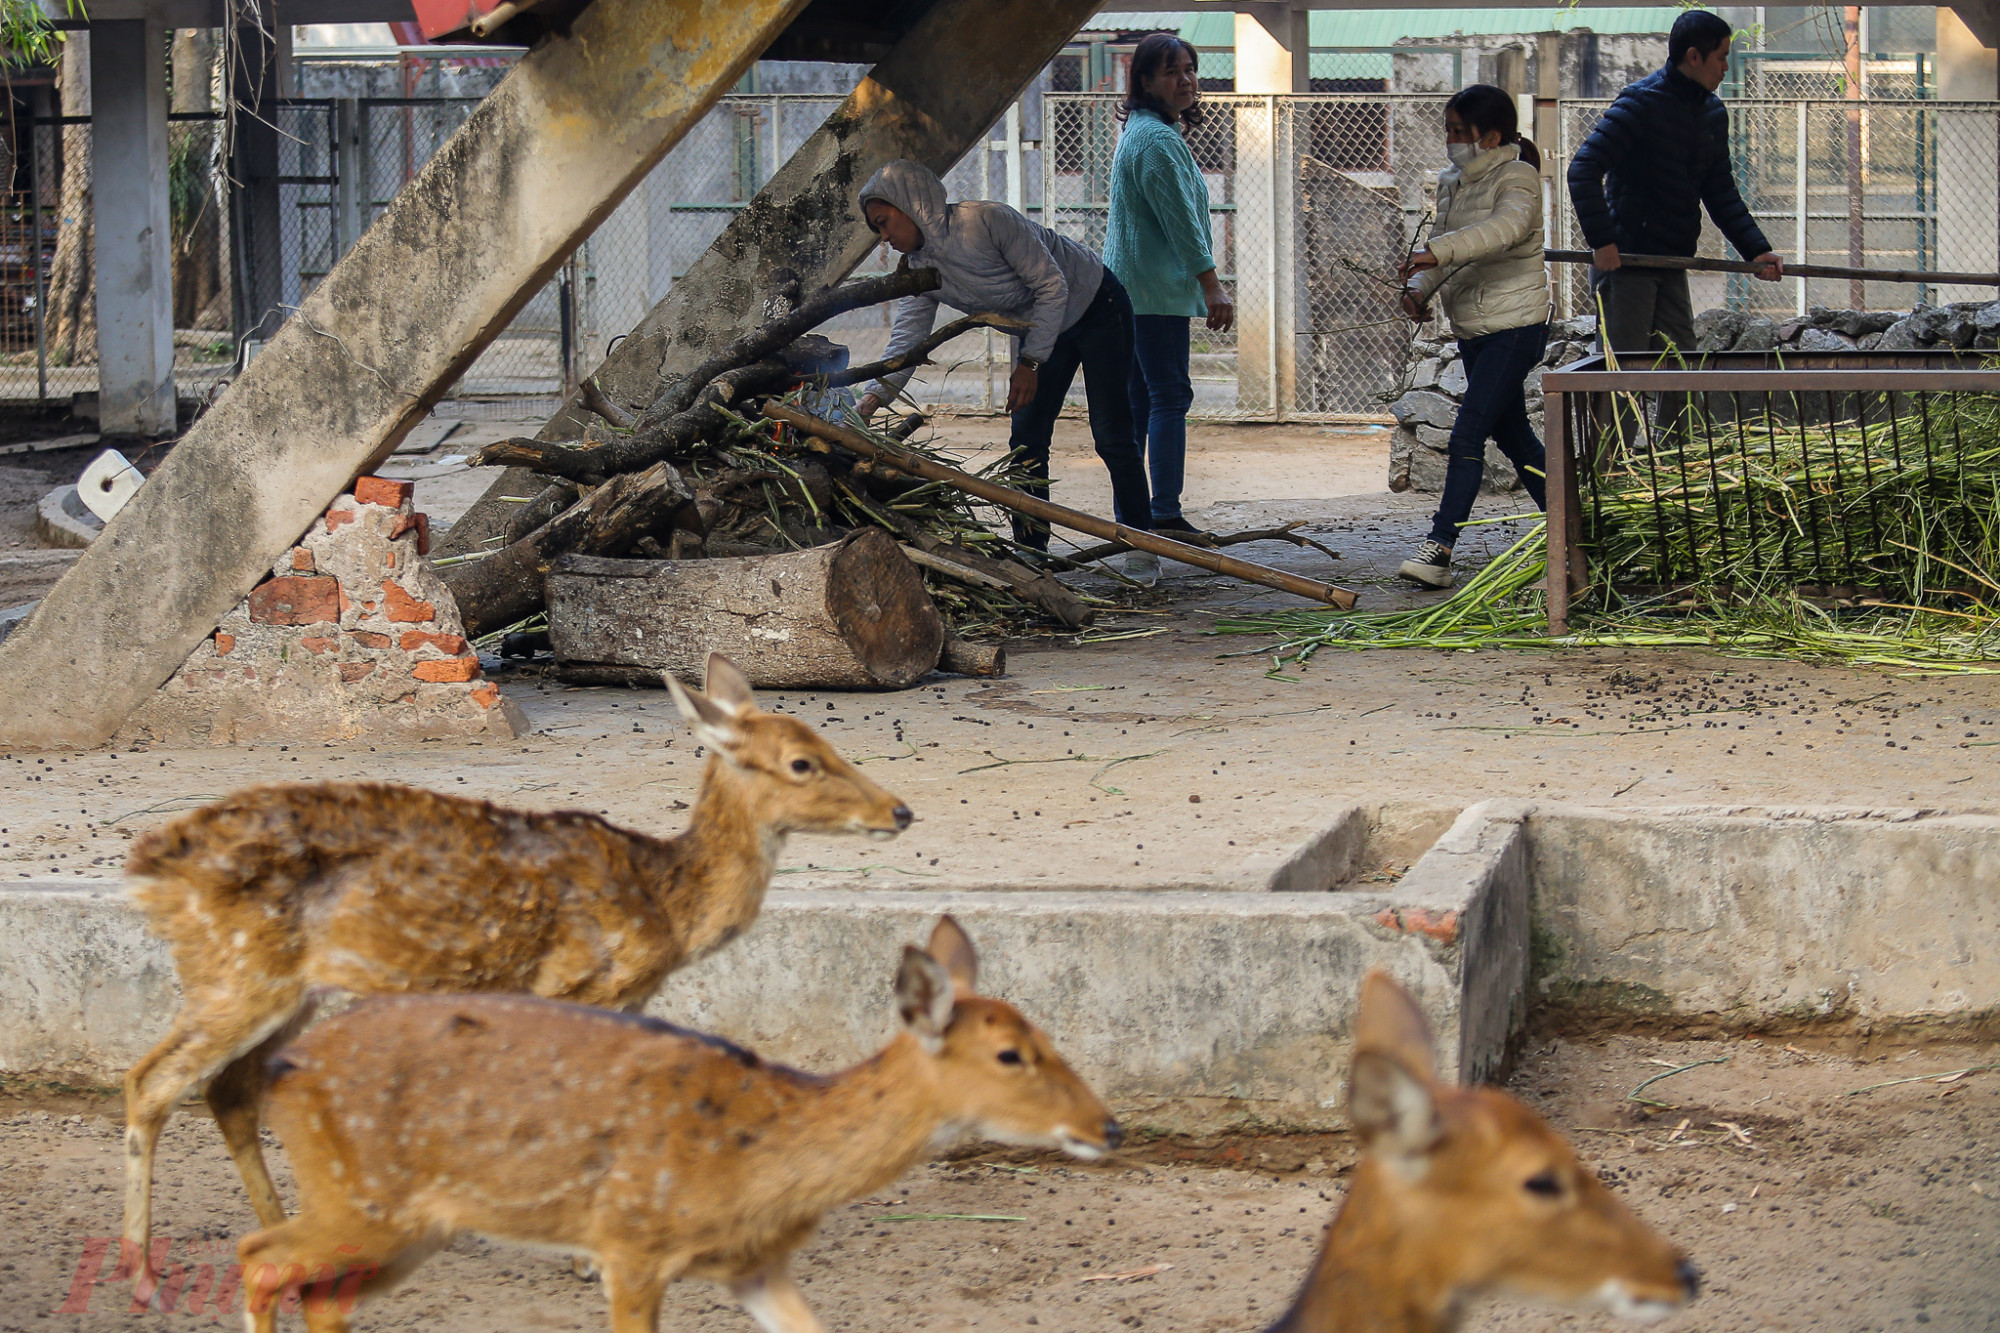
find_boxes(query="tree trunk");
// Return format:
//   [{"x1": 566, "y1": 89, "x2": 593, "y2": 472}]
[
  {"x1": 439, "y1": 461, "x2": 696, "y2": 639},
  {"x1": 549, "y1": 528, "x2": 944, "y2": 690},
  {"x1": 48, "y1": 32, "x2": 95, "y2": 368},
  {"x1": 170, "y1": 29, "x2": 228, "y2": 332}
]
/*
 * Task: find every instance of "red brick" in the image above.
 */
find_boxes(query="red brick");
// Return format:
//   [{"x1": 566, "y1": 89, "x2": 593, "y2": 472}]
[
  {"x1": 412, "y1": 655, "x2": 479, "y2": 683},
  {"x1": 390, "y1": 511, "x2": 432, "y2": 556},
  {"x1": 325, "y1": 508, "x2": 357, "y2": 534},
  {"x1": 400, "y1": 630, "x2": 468, "y2": 655},
  {"x1": 247, "y1": 576, "x2": 340, "y2": 626},
  {"x1": 213, "y1": 632, "x2": 235, "y2": 656},
  {"x1": 338, "y1": 587, "x2": 353, "y2": 615},
  {"x1": 384, "y1": 551, "x2": 396, "y2": 569},
  {"x1": 290, "y1": 548, "x2": 315, "y2": 572},
  {"x1": 383, "y1": 579, "x2": 434, "y2": 624},
  {"x1": 354, "y1": 476, "x2": 415, "y2": 508},
  {"x1": 300, "y1": 636, "x2": 337, "y2": 655},
  {"x1": 469, "y1": 682, "x2": 502, "y2": 709},
  {"x1": 348, "y1": 631, "x2": 391, "y2": 649},
  {"x1": 338, "y1": 662, "x2": 376, "y2": 683}
]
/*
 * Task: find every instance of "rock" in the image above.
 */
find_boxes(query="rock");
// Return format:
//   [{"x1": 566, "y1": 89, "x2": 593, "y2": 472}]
[
  {"x1": 1408, "y1": 357, "x2": 1443, "y2": 391},
  {"x1": 1830, "y1": 309, "x2": 1899, "y2": 338},
  {"x1": 1416, "y1": 423, "x2": 1454, "y2": 451},
  {"x1": 1908, "y1": 306, "x2": 1951, "y2": 341},
  {"x1": 1797, "y1": 327, "x2": 1857, "y2": 352},
  {"x1": 1858, "y1": 333, "x2": 1884, "y2": 350},
  {"x1": 1387, "y1": 426, "x2": 1419, "y2": 491},
  {"x1": 1694, "y1": 308, "x2": 1748, "y2": 351},
  {"x1": 1438, "y1": 359, "x2": 1469, "y2": 397},
  {"x1": 1391, "y1": 390, "x2": 1459, "y2": 431},
  {"x1": 1550, "y1": 315, "x2": 1598, "y2": 342},
  {"x1": 1735, "y1": 316, "x2": 1778, "y2": 352},
  {"x1": 1409, "y1": 338, "x2": 1444, "y2": 360},
  {"x1": 1876, "y1": 318, "x2": 1925, "y2": 350},
  {"x1": 1776, "y1": 319, "x2": 1806, "y2": 343},
  {"x1": 1405, "y1": 442, "x2": 1450, "y2": 492},
  {"x1": 1944, "y1": 317, "x2": 1978, "y2": 349},
  {"x1": 1550, "y1": 341, "x2": 1592, "y2": 367},
  {"x1": 1972, "y1": 301, "x2": 2000, "y2": 335},
  {"x1": 1524, "y1": 366, "x2": 1546, "y2": 397},
  {"x1": 1978, "y1": 334, "x2": 1999, "y2": 350}
]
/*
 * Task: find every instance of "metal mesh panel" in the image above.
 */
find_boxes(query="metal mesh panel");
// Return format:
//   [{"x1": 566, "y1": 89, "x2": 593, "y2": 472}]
[{"x1": 1555, "y1": 98, "x2": 2000, "y2": 324}]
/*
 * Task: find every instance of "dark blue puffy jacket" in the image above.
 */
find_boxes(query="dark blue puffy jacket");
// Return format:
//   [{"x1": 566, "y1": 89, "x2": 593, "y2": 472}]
[{"x1": 1566, "y1": 64, "x2": 1772, "y2": 261}]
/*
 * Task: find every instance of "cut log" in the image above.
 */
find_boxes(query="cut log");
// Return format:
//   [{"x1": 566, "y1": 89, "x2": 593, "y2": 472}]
[
  {"x1": 940, "y1": 636, "x2": 1005, "y2": 677},
  {"x1": 441, "y1": 460, "x2": 696, "y2": 639},
  {"x1": 548, "y1": 528, "x2": 944, "y2": 690}
]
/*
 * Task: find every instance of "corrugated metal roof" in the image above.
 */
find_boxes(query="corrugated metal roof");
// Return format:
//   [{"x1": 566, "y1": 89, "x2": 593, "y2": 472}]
[{"x1": 1095, "y1": 8, "x2": 1676, "y2": 48}]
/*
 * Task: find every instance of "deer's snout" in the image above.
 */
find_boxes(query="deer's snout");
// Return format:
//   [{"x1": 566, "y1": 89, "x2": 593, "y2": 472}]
[
  {"x1": 1102, "y1": 1118, "x2": 1124, "y2": 1150},
  {"x1": 892, "y1": 804, "x2": 914, "y2": 831},
  {"x1": 1676, "y1": 1259, "x2": 1701, "y2": 1302}
]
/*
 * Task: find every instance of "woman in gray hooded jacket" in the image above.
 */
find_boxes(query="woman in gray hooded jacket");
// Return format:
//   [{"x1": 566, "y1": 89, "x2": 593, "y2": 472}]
[{"x1": 854, "y1": 159, "x2": 1153, "y2": 561}]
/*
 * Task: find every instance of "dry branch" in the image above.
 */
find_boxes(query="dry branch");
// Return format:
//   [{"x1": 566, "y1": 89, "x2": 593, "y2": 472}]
[
  {"x1": 1064, "y1": 522, "x2": 1343, "y2": 566},
  {"x1": 767, "y1": 404, "x2": 1360, "y2": 610},
  {"x1": 828, "y1": 313, "x2": 1029, "y2": 389}
]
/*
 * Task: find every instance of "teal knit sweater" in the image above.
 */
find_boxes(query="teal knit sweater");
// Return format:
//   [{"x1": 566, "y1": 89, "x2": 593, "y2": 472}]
[{"x1": 1102, "y1": 108, "x2": 1215, "y2": 318}]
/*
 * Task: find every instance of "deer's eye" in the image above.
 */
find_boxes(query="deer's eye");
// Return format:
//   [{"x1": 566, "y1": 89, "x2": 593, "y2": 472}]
[
  {"x1": 790, "y1": 758, "x2": 814, "y2": 775},
  {"x1": 997, "y1": 1049, "x2": 1024, "y2": 1066},
  {"x1": 1524, "y1": 1171, "x2": 1563, "y2": 1198}
]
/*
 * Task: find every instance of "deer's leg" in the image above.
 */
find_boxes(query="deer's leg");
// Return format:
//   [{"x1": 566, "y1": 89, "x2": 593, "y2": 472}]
[
  {"x1": 240, "y1": 1212, "x2": 434, "y2": 1333},
  {"x1": 730, "y1": 1261, "x2": 827, "y2": 1333},
  {"x1": 122, "y1": 987, "x2": 302, "y2": 1294},
  {"x1": 205, "y1": 996, "x2": 320, "y2": 1230},
  {"x1": 600, "y1": 1252, "x2": 674, "y2": 1333}
]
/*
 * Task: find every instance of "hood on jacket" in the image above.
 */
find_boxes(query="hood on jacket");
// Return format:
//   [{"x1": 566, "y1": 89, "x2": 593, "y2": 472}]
[{"x1": 858, "y1": 159, "x2": 949, "y2": 250}]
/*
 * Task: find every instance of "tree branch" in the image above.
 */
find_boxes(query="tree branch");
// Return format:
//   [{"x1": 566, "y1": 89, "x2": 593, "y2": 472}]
[{"x1": 828, "y1": 313, "x2": 1029, "y2": 389}]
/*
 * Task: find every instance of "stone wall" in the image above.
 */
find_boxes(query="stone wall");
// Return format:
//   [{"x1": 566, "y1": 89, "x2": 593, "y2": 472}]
[
  {"x1": 120, "y1": 477, "x2": 527, "y2": 745},
  {"x1": 1693, "y1": 300, "x2": 2000, "y2": 352},
  {"x1": 1387, "y1": 316, "x2": 1597, "y2": 494}
]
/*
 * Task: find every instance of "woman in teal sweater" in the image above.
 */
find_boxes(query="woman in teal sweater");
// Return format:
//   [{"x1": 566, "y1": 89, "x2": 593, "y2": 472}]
[{"x1": 1104, "y1": 32, "x2": 1235, "y2": 553}]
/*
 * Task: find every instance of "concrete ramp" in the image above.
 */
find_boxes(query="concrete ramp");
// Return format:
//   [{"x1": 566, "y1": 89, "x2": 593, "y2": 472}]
[{"x1": 0, "y1": 0, "x2": 811, "y2": 748}]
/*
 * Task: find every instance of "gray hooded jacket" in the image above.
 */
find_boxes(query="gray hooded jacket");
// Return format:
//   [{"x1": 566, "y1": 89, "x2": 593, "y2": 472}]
[{"x1": 858, "y1": 159, "x2": 1103, "y2": 402}]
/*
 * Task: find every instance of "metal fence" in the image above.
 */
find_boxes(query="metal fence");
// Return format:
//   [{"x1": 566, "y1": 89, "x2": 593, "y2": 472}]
[{"x1": 1553, "y1": 99, "x2": 2000, "y2": 321}]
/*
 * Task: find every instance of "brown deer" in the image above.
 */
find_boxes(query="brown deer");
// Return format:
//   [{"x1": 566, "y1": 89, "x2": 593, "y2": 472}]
[
  {"x1": 120, "y1": 653, "x2": 911, "y2": 1297},
  {"x1": 1266, "y1": 971, "x2": 1698, "y2": 1332},
  {"x1": 234, "y1": 915, "x2": 1118, "y2": 1333}
]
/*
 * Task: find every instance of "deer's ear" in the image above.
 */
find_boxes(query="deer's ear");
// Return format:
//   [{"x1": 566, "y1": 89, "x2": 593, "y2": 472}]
[
  {"x1": 703, "y1": 653, "x2": 756, "y2": 717},
  {"x1": 1354, "y1": 970, "x2": 1439, "y2": 1080},
  {"x1": 1348, "y1": 1049, "x2": 1442, "y2": 1170},
  {"x1": 926, "y1": 915, "x2": 979, "y2": 996},
  {"x1": 895, "y1": 945, "x2": 956, "y2": 1051},
  {"x1": 664, "y1": 671, "x2": 742, "y2": 753}
]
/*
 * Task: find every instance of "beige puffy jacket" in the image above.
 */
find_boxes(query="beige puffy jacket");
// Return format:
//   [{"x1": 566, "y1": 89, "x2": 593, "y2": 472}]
[{"x1": 1412, "y1": 144, "x2": 1550, "y2": 338}]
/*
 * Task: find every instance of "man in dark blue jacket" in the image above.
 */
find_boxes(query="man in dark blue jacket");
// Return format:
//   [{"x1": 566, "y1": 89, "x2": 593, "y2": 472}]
[{"x1": 1568, "y1": 11, "x2": 1783, "y2": 370}]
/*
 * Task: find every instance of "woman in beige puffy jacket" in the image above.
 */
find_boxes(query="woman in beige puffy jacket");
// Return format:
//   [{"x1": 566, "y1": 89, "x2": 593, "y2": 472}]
[{"x1": 1396, "y1": 85, "x2": 1552, "y2": 589}]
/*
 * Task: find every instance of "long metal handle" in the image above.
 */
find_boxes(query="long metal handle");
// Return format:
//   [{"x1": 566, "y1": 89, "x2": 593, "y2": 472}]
[{"x1": 1545, "y1": 248, "x2": 2000, "y2": 288}]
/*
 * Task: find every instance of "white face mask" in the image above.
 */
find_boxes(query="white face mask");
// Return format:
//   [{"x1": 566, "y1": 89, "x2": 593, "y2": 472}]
[{"x1": 1446, "y1": 141, "x2": 1480, "y2": 169}]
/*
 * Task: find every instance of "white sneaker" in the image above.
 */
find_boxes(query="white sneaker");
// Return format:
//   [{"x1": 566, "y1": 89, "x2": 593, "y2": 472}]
[
  {"x1": 1397, "y1": 539, "x2": 1454, "y2": 589},
  {"x1": 1124, "y1": 550, "x2": 1160, "y2": 586}
]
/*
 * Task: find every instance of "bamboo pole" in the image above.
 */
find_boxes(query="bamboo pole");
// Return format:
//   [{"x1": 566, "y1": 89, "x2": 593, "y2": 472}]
[
  {"x1": 764, "y1": 404, "x2": 1360, "y2": 610},
  {"x1": 1544, "y1": 249, "x2": 2000, "y2": 289}
]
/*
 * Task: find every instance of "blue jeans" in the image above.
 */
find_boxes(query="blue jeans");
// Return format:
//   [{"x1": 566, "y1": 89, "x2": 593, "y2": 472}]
[
  {"x1": 1008, "y1": 271, "x2": 1152, "y2": 549},
  {"x1": 1128, "y1": 314, "x2": 1194, "y2": 523},
  {"x1": 1428, "y1": 321, "x2": 1550, "y2": 546}
]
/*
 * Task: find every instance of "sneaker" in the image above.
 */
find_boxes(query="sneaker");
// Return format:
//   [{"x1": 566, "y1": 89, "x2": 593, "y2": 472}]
[
  {"x1": 1398, "y1": 539, "x2": 1454, "y2": 589},
  {"x1": 1151, "y1": 516, "x2": 1215, "y2": 543},
  {"x1": 1124, "y1": 550, "x2": 1161, "y2": 586}
]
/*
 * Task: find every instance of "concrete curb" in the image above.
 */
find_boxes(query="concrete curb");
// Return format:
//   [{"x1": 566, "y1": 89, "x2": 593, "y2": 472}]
[{"x1": 33, "y1": 485, "x2": 101, "y2": 549}]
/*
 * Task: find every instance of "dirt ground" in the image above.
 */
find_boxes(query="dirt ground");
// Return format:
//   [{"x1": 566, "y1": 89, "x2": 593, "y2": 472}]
[{"x1": 5, "y1": 1031, "x2": 1996, "y2": 1332}]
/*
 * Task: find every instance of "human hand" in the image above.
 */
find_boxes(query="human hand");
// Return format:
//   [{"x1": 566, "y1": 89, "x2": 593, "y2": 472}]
[
  {"x1": 1751, "y1": 252, "x2": 1784, "y2": 282},
  {"x1": 1006, "y1": 364, "x2": 1039, "y2": 414},
  {"x1": 855, "y1": 393, "x2": 884, "y2": 420},
  {"x1": 1399, "y1": 249, "x2": 1439, "y2": 278},
  {"x1": 1593, "y1": 243, "x2": 1622, "y2": 272},
  {"x1": 1204, "y1": 289, "x2": 1235, "y2": 332},
  {"x1": 1401, "y1": 292, "x2": 1431, "y2": 324}
]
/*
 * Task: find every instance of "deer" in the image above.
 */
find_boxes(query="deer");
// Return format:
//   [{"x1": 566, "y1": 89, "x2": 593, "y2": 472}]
[
  {"x1": 1265, "y1": 971, "x2": 1699, "y2": 1333},
  {"x1": 119, "y1": 653, "x2": 912, "y2": 1300},
  {"x1": 233, "y1": 915, "x2": 1118, "y2": 1333}
]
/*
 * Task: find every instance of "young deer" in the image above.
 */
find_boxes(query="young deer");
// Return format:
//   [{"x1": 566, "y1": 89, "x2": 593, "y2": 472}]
[
  {"x1": 1267, "y1": 972, "x2": 1698, "y2": 1332},
  {"x1": 235, "y1": 915, "x2": 1118, "y2": 1333},
  {"x1": 121, "y1": 653, "x2": 910, "y2": 1297}
]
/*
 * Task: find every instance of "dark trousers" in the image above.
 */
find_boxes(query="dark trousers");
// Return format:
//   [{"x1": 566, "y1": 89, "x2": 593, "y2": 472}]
[
  {"x1": 1429, "y1": 321, "x2": 1549, "y2": 547},
  {"x1": 1128, "y1": 314, "x2": 1194, "y2": 523},
  {"x1": 1008, "y1": 270, "x2": 1152, "y2": 549},
  {"x1": 1593, "y1": 265, "x2": 1697, "y2": 441}
]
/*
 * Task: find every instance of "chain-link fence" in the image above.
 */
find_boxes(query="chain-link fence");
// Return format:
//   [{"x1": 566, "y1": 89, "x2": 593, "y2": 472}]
[{"x1": 1554, "y1": 98, "x2": 2000, "y2": 321}]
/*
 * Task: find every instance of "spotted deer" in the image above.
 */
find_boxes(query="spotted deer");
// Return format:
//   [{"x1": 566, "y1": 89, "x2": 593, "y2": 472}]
[
  {"x1": 234, "y1": 915, "x2": 1117, "y2": 1333},
  {"x1": 1266, "y1": 972, "x2": 1699, "y2": 1332},
  {"x1": 121, "y1": 653, "x2": 911, "y2": 1297}
]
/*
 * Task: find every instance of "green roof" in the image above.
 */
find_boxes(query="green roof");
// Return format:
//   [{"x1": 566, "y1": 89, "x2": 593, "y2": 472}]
[{"x1": 1100, "y1": 8, "x2": 1677, "y2": 48}]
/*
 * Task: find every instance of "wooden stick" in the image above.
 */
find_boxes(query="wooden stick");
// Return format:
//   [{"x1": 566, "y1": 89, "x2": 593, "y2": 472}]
[
  {"x1": 1064, "y1": 522, "x2": 1341, "y2": 566},
  {"x1": 1544, "y1": 248, "x2": 2000, "y2": 288},
  {"x1": 766, "y1": 404, "x2": 1359, "y2": 610}
]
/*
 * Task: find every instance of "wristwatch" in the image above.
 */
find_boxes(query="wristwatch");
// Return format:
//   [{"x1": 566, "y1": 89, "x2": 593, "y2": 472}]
[{"x1": 1017, "y1": 356, "x2": 1041, "y2": 372}]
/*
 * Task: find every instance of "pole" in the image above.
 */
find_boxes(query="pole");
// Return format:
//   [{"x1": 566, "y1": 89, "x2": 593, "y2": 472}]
[
  {"x1": 1542, "y1": 249, "x2": 2000, "y2": 287},
  {"x1": 1794, "y1": 99, "x2": 1808, "y2": 317},
  {"x1": 764, "y1": 404, "x2": 1360, "y2": 609}
]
